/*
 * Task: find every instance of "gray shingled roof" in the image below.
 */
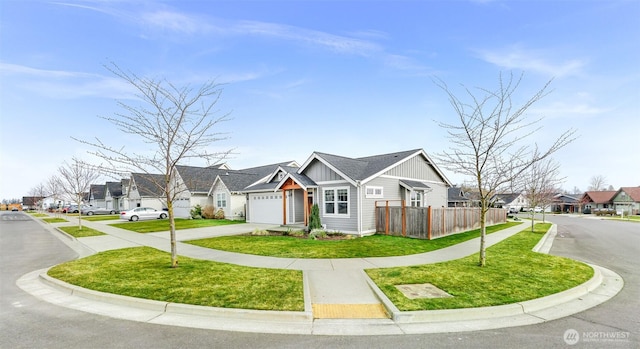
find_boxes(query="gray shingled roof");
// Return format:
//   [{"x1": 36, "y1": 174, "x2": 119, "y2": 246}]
[
  {"x1": 176, "y1": 165, "x2": 225, "y2": 193},
  {"x1": 399, "y1": 179, "x2": 431, "y2": 190},
  {"x1": 493, "y1": 193, "x2": 521, "y2": 205},
  {"x1": 448, "y1": 187, "x2": 469, "y2": 202},
  {"x1": 314, "y1": 149, "x2": 422, "y2": 182},
  {"x1": 131, "y1": 173, "x2": 166, "y2": 197},
  {"x1": 220, "y1": 162, "x2": 299, "y2": 192},
  {"x1": 106, "y1": 181, "x2": 122, "y2": 197},
  {"x1": 89, "y1": 184, "x2": 106, "y2": 200}
]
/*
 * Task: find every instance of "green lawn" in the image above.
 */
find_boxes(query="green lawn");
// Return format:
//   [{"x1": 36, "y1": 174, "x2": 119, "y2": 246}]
[
  {"x1": 45, "y1": 223, "x2": 593, "y2": 312},
  {"x1": 109, "y1": 218, "x2": 246, "y2": 233},
  {"x1": 186, "y1": 222, "x2": 522, "y2": 258},
  {"x1": 42, "y1": 217, "x2": 67, "y2": 223},
  {"x1": 58, "y1": 225, "x2": 105, "y2": 238},
  {"x1": 606, "y1": 215, "x2": 640, "y2": 222},
  {"x1": 30, "y1": 213, "x2": 48, "y2": 217},
  {"x1": 47, "y1": 247, "x2": 303, "y2": 311},
  {"x1": 83, "y1": 215, "x2": 120, "y2": 222},
  {"x1": 366, "y1": 223, "x2": 594, "y2": 310}
]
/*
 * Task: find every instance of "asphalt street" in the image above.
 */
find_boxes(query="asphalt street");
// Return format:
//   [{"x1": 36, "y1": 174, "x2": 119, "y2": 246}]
[{"x1": 1, "y1": 211, "x2": 638, "y2": 348}]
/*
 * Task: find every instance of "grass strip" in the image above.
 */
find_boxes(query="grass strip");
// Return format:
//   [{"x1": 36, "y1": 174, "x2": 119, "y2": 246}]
[
  {"x1": 109, "y1": 218, "x2": 245, "y2": 233},
  {"x1": 47, "y1": 247, "x2": 304, "y2": 311},
  {"x1": 365, "y1": 223, "x2": 594, "y2": 310},
  {"x1": 186, "y1": 222, "x2": 521, "y2": 259},
  {"x1": 42, "y1": 217, "x2": 67, "y2": 223},
  {"x1": 58, "y1": 226, "x2": 105, "y2": 238},
  {"x1": 83, "y1": 215, "x2": 120, "y2": 222}
]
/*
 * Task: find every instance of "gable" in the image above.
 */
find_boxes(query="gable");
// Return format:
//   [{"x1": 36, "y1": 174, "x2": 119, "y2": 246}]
[
  {"x1": 303, "y1": 158, "x2": 344, "y2": 182},
  {"x1": 382, "y1": 154, "x2": 445, "y2": 183}
]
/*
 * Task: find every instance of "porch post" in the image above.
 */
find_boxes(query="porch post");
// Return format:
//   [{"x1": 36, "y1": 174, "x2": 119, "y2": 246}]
[
  {"x1": 282, "y1": 190, "x2": 287, "y2": 225},
  {"x1": 303, "y1": 190, "x2": 309, "y2": 226}
]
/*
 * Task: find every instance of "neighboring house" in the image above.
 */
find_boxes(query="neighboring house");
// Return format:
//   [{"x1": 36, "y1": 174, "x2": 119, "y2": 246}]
[
  {"x1": 22, "y1": 196, "x2": 45, "y2": 210},
  {"x1": 612, "y1": 187, "x2": 640, "y2": 215},
  {"x1": 550, "y1": 193, "x2": 579, "y2": 213},
  {"x1": 174, "y1": 164, "x2": 231, "y2": 217},
  {"x1": 126, "y1": 173, "x2": 167, "y2": 211},
  {"x1": 88, "y1": 184, "x2": 106, "y2": 208},
  {"x1": 211, "y1": 162, "x2": 298, "y2": 220},
  {"x1": 580, "y1": 191, "x2": 617, "y2": 213},
  {"x1": 105, "y1": 181, "x2": 126, "y2": 211},
  {"x1": 447, "y1": 186, "x2": 471, "y2": 207},
  {"x1": 244, "y1": 149, "x2": 452, "y2": 236},
  {"x1": 491, "y1": 192, "x2": 528, "y2": 212}
]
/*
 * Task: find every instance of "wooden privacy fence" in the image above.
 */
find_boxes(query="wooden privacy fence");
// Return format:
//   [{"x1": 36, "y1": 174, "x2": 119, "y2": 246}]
[{"x1": 375, "y1": 201, "x2": 507, "y2": 240}]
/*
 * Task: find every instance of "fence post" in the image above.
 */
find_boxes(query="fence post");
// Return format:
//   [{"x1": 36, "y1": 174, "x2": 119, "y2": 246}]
[
  {"x1": 442, "y1": 206, "x2": 446, "y2": 236},
  {"x1": 385, "y1": 201, "x2": 389, "y2": 235},
  {"x1": 401, "y1": 200, "x2": 406, "y2": 237},
  {"x1": 427, "y1": 206, "x2": 432, "y2": 240}
]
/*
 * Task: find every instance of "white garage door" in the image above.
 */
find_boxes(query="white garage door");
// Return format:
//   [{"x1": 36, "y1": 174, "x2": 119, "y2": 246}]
[
  {"x1": 173, "y1": 198, "x2": 191, "y2": 218},
  {"x1": 248, "y1": 193, "x2": 283, "y2": 224}
]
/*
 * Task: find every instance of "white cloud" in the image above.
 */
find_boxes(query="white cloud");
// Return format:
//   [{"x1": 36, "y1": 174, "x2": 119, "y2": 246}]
[
  {"x1": 476, "y1": 45, "x2": 586, "y2": 77},
  {"x1": 0, "y1": 63, "x2": 134, "y2": 99}
]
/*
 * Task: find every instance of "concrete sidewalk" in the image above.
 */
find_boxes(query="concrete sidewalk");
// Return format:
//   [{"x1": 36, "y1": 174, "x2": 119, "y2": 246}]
[{"x1": 18, "y1": 215, "x2": 624, "y2": 335}]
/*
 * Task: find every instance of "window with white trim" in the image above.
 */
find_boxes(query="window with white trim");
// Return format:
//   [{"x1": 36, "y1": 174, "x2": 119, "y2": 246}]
[
  {"x1": 410, "y1": 190, "x2": 422, "y2": 207},
  {"x1": 365, "y1": 186, "x2": 384, "y2": 199},
  {"x1": 216, "y1": 192, "x2": 227, "y2": 208},
  {"x1": 323, "y1": 187, "x2": 349, "y2": 216}
]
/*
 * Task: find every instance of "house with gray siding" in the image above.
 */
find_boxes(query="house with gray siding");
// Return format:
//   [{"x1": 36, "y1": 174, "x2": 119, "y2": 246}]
[
  {"x1": 211, "y1": 161, "x2": 298, "y2": 220},
  {"x1": 243, "y1": 149, "x2": 452, "y2": 235},
  {"x1": 174, "y1": 164, "x2": 231, "y2": 217},
  {"x1": 126, "y1": 173, "x2": 167, "y2": 211},
  {"x1": 88, "y1": 184, "x2": 106, "y2": 208}
]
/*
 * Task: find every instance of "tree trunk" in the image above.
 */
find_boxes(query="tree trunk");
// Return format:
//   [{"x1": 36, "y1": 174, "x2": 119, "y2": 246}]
[
  {"x1": 479, "y1": 206, "x2": 487, "y2": 267},
  {"x1": 167, "y1": 197, "x2": 178, "y2": 268},
  {"x1": 77, "y1": 197, "x2": 83, "y2": 230}
]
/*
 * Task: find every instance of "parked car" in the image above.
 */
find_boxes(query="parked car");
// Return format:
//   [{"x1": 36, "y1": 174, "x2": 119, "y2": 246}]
[
  {"x1": 120, "y1": 207, "x2": 168, "y2": 221},
  {"x1": 508, "y1": 207, "x2": 519, "y2": 214},
  {"x1": 65, "y1": 205, "x2": 90, "y2": 213},
  {"x1": 81, "y1": 207, "x2": 117, "y2": 216}
]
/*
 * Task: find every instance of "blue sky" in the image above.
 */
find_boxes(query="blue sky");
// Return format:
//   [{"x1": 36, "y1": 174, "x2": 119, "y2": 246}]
[{"x1": 1, "y1": 0, "x2": 638, "y2": 200}]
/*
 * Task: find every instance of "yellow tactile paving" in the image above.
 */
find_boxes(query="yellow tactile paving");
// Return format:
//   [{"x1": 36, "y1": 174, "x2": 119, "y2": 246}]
[{"x1": 312, "y1": 303, "x2": 389, "y2": 319}]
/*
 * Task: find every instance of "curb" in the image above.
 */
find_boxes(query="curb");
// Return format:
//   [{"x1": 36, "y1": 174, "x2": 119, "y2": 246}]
[{"x1": 18, "y1": 220, "x2": 626, "y2": 335}]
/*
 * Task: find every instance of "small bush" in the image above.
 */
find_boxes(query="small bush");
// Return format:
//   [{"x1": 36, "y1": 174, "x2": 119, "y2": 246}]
[
  {"x1": 214, "y1": 208, "x2": 225, "y2": 219},
  {"x1": 190, "y1": 205, "x2": 202, "y2": 219},
  {"x1": 251, "y1": 229, "x2": 270, "y2": 236},
  {"x1": 202, "y1": 205, "x2": 216, "y2": 219},
  {"x1": 308, "y1": 229, "x2": 328, "y2": 240}
]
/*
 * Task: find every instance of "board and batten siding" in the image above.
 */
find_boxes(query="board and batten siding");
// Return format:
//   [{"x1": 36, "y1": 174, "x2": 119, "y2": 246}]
[
  {"x1": 383, "y1": 155, "x2": 445, "y2": 183},
  {"x1": 304, "y1": 159, "x2": 343, "y2": 182}
]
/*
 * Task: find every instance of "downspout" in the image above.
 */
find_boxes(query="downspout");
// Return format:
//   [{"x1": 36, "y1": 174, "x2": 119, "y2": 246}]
[{"x1": 356, "y1": 180, "x2": 362, "y2": 236}]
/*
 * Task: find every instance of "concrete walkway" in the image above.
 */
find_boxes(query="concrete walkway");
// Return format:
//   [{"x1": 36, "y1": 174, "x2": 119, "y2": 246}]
[{"x1": 18, "y1": 215, "x2": 624, "y2": 335}]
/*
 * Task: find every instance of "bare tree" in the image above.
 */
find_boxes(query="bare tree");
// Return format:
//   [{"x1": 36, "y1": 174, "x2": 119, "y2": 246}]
[
  {"x1": 28, "y1": 183, "x2": 48, "y2": 212},
  {"x1": 46, "y1": 176, "x2": 65, "y2": 216},
  {"x1": 76, "y1": 63, "x2": 232, "y2": 268},
  {"x1": 56, "y1": 157, "x2": 101, "y2": 229},
  {"x1": 588, "y1": 175, "x2": 607, "y2": 191},
  {"x1": 435, "y1": 71, "x2": 576, "y2": 266},
  {"x1": 522, "y1": 158, "x2": 564, "y2": 229}
]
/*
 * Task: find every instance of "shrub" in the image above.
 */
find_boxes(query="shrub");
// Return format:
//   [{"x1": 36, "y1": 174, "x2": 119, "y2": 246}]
[
  {"x1": 308, "y1": 229, "x2": 328, "y2": 240},
  {"x1": 190, "y1": 205, "x2": 202, "y2": 219},
  {"x1": 202, "y1": 205, "x2": 216, "y2": 219},
  {"x1": 214, "y1": 208, "x2": 225, "y2": 219},
  {"x1": 308, "y1": 204, "x2": 322, "y2": 230},
  {"x1": 251, "y1": 229, "x2": 270, "y2": 236}
]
